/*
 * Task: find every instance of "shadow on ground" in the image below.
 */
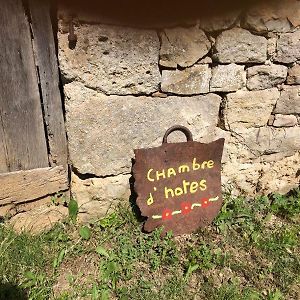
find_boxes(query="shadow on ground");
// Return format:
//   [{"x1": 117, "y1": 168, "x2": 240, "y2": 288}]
[{"x1": 0, "y1": 282, "x2": 27, "y2": 300}]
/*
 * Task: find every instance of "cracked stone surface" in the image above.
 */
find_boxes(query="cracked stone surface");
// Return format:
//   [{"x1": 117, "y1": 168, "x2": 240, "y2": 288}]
[
  {"x1": 210, "y1": 64, "x2": 246, "y2": 92},
  {"x1": 259, "y1": 152, "x2": 300, "y2": 194},
  {"x1": 233, "y1": 126, "x2": 300, "y2": 156},
  {"x1": 222, "y1": 128, "x2": 300, "y2": 195},
  {"x1": 58, "y1": 24, "x2": 161, "y2": 95},
  {"x1": 225, "y1": 89, "x2": 280, "y2": 130},
  {"x1": 213, "y1": 28, "x2": 268, "y2": 63},
  {"x1": 64, "y1": 82, "x2": 221, "y2": 177},
  {"x1": 246, "y1": 64, "x2": 288, "y2": 90},
  {"x1": 274, "y1": 85, "x2": 300, "y2": 114},
  {"x1": 159, "y1": 26, "x2": 211, "y2": 68},
  {"x1": 275, "y1": 30, "x2": 300, "y2": 64}
]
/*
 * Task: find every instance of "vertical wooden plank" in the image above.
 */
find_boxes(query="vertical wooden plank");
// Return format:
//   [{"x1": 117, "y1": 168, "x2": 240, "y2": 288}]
[
  {"x1": 0, "y1": 122, "x2": 9, "y2": 173},
  {"x1": 0, "y1": 0, "x2": 49, "y2": 172},
  {"x1": 29, "y1": 0, "x2": 68, "y2": 167}
]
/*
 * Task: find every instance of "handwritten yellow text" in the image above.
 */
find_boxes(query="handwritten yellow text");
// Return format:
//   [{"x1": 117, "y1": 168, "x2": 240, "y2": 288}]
[
  {"x1": 164, "y1": 179, "x2": 207, "y2": 199},
  {"x1": 147, "y1": 158, "x2": 214, "y2": 182}
]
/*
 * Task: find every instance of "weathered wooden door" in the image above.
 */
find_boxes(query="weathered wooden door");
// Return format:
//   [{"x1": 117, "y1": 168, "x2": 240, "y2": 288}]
[{"x1": 0, "y1": 0, "x2": 68, "y2": 216}]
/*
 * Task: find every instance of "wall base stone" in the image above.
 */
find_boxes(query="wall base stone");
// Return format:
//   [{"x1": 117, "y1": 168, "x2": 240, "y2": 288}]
[
  {"x1": 71, "y1": 172, "x2": 131, "y2": 223},
  {"x1": 9, "y1": 204, "x2": 68, "y2": 235}
]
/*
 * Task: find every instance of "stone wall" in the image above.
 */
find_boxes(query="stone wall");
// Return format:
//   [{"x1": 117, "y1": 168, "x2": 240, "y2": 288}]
[{"x1": 58, "y1": 0, "x2": 300, "y2": 222}]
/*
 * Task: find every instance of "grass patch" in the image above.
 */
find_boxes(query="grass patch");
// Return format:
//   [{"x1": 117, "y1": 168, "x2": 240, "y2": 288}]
[{"x1": 0, "y1": 189, "x2": 299, "y2": 299}]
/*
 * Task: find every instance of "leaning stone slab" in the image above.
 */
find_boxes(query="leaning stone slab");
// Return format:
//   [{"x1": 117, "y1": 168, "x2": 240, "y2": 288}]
[
  {"x1": 225, "y1": 89, "x2": 279, "y2": 130},
  {"x1": 210, "y1": 64, "x2": 245, "y2": 92},
  {"x1": 161, "y1": 65, "x2": 211, "y2": 95},
  {"x1": 214, "y1": 28, "x2": 267, "y2": 63},
  {"x1": 246, "y1": 64, "x2": 287, "y2": 90},
  {"x1": 58, "y1": 24, "x2": 160, "y2": 95},
  {"x1": 274, "y1": 86, "x2": 300, "y2": 114},
  {"x1": 275, "y1": 31, "x2": 300, "y2": 64},
  {"x1": 64, "y1": 82, "x2": 221, "y2": 177},
  {"x1": 287, "y1": 64, "x2": 300, "y2": 85},
  {"x1": 159, "y1": 26, "x2": 211, "y2": 68}
]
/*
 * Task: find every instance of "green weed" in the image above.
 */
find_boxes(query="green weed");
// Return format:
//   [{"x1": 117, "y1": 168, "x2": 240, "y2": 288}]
[{"x1": 0, "y1": 191, "x2": 299, "y2": 299}]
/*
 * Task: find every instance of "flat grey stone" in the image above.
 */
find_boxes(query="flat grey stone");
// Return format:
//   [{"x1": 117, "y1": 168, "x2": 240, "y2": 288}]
[
  {"x1": 275, "y1": 31, "x2": 300, "y2": 64},
  {"x1": 214, "y1": 28, "x2": 267, "y2": 63}
]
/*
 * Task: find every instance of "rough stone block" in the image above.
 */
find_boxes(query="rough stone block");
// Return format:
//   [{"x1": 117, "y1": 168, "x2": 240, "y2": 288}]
[
  {"x1": 214, "y1": 28, "x2": 267, "y2": 63},
  {"x1": 275, "y1": 31, "x2": 300, "y2": 64},
  {"x1": 199, "y1": 10, "x2": 240, "y2": 32},
  {"x1": 71, "y1": 173, "x2": 131, "y2": 223},
  {"x1": 274, "y1": 86, "x2": 300, "y2": 114},
  {"x1": 273, "y1": 114, "x2": 298, "y2": 127},
  {"x1": 259, "y1": 152, "x2": 300, "y2": 195},
  {"x1": 159, "y1": 26, "x2": 211, "y2": 68},
  {"x1": 225, "y1": 89, "x2": 280, "y2": 130},
  {"x1": 246, "y1": 64, "x2": 287, "y2": 90},
  {"x1": 222, "y1": 124, "x2": 300, "y2": 195},
  {"x1": 58, "y1": 24, "x2": 161, "y2": 95},
  {"x1": 287, "y1": 64, "x2": 300, "y2": 85},
  {"x1": 243, "y1": 0, "x2": 297, "y2": 33},
  {"x1": 222, "y1": 152, "x2": 300, "y2": 195},
  {"x1": 64, "y1": 82, "x2": 221, "y2": 177},
  {"x1": 222, "y1": 161, "x2": 262, "y2": 195},
  {"x1": 210, "y1": 64, "x2": 246, "y2": 92},
  {"x1": 161, "y1": 65, "x2": 211, "y2": 95}
]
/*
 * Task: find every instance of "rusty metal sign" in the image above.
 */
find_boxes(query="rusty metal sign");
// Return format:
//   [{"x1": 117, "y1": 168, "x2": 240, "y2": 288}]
[{"x1": 133, "y1": 125, "x2": 225, "y2": 236}]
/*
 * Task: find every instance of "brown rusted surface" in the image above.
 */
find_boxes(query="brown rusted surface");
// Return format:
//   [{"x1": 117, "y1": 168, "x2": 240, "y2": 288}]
[{"x1": 133, "y1": 126, "x2": 224, "y2": 236}]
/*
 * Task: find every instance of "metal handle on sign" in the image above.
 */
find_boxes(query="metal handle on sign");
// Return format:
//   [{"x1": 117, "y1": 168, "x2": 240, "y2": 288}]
[{"x1": 162, "y1": 125, "x2": 194, "y2": 144}]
